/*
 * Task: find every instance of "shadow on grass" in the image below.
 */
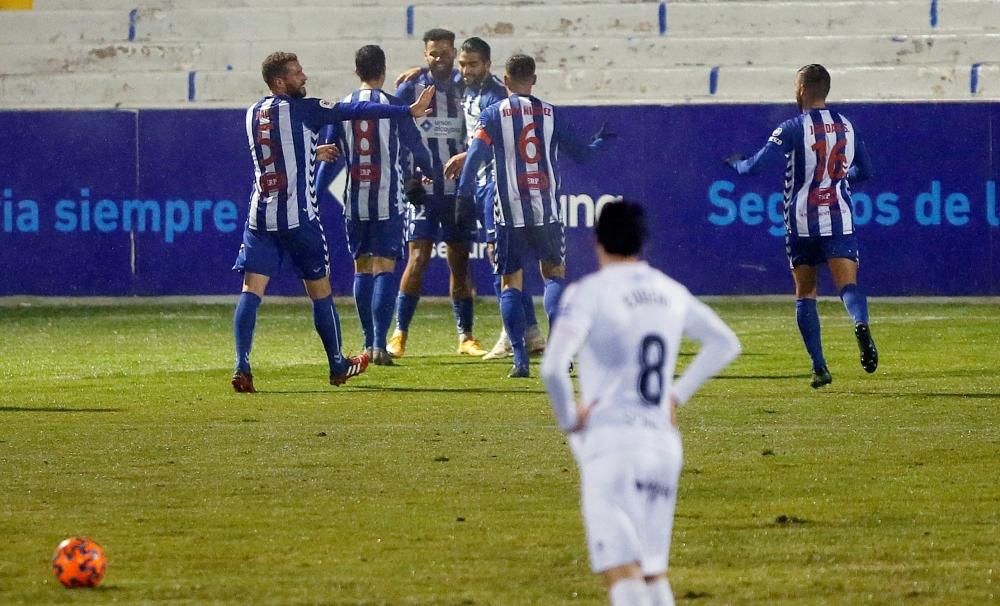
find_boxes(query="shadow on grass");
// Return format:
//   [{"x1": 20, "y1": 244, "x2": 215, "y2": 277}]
[
  {"x1": 249, "y1": 385, "x2": 546, "y2": 395},
  {"x1": 352, "y1": 385, "x2": 546, "y2": 395},
  {"x1": 715, "y1": 374, "x2": 808, "y2": 380},
  {"x1": 852, "y1": 391, "x2": 1000, "y2": 399},
  {"x1": 0, "y1": 406, "x2": 120, "y2": 413}
]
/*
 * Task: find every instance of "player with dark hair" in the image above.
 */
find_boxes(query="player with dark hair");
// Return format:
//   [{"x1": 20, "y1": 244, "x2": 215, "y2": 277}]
[
  {"x1": 456, "y1": 53, "x2": 612, "y2": 378},
  {"x1": 389, "y1": 28, "x2": 487, "y2": 359},
  {"x1": 231, "y1": 52, "x2": 434, "y2": 392},
  {"x1": 725, "y1": 63, "x2": 878, "y2": 389},
  {"x1": 316, "y1": 45, "x2": 434, "y2": 366},
  {"x1": 542, "y1": 199, "x2": 741, "y2": 606},
  {"x1": 439, "y1": 37, "x2": 547, "y2": 361}
]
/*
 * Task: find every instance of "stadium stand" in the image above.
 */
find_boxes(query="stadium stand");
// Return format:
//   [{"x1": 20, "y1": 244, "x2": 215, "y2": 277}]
[{"x1": 0, "y1": 0, "x2": 997, "y2": 106}]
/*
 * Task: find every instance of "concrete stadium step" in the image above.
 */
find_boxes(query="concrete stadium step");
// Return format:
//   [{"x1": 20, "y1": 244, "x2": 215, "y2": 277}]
[
  {"x1": 190, "y1": 64, "x2": 996, "y2": 105},
  {"x1": 6, "y1": 63, "x2": 984, "y2": 108},
  {"x1": 0, "y1": 10, "x2": 128, "y2": 44},
  {"x1": 3, "y1": 34, "x2": 996, "y2": 76},
  {"x1": 0, "y1": 71, "x2": 190, "y2": 107},
  {"x1": 31, "y1": 0, "x2": 650, "y2": 7},
  {"x1": 8, "y1": 2, "x2": 995, "y2": 45}
]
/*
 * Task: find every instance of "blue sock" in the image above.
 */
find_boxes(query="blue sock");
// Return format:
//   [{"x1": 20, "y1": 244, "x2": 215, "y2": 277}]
[
  {"x1": 233, "y1": 292, "x2": 261, "y2": 373},
  {"x1": 522, "y1": 294, "x2": 538, "y2": 329},
  {"x1": 501, "y1": 288, "x2": 528, "y2": 367},
  {"x1": 453, "y1": 297, "x2": 475, "y2": 336},
  {"x1": 395, "y1": 292, "x2": 420, "y2": 332},
  {"x1": 796, "y1": 298, "x2": 827, "y2": 373},
  {"x1": 839, "y1": 284, "x2": 870, "y2": 325},
  {"x1": 543, "y1": 278, "x2": 565, "y2": 327},
  {"x1": 372, "y1": 272, "x2": 397, "y2": 349},
  {"x1": 312, "y1": 295, "x2": 345, "y2": 373},
  {"x1": 353, "y1": 273, "x2": 374, "y2": 349}
]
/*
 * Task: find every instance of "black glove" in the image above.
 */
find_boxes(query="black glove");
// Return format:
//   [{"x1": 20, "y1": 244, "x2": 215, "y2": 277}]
[
  {"x1": 591, "y1": 121, "x2": 617, "y2": 143},
  {"x1": 403, "y1": 177, "x2": 426, "y2": 206},
  {"x1": 454, "y1": 195, "x2": 477, "y2": 231},
  {"x1": 723, "y1": 154, "x2": 745, "y2": 168}
]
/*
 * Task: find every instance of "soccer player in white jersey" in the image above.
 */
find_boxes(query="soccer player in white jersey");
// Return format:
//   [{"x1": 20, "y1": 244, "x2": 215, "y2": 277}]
[
  {"x1": 541, "y1": 200, "x2": 741, "y2": 606},
  {"x1": 725, "y1": 64, "x2": 877, "y2": 389},
  {"x1": 231, "y1": 52, "x2": 433, "y2": 392},
  {"x1": 317, "y1": 45, "x2": 434, "y2": 367},
  {"x1": 456, "y1": 54, "x2": 610, "y2": 378},
  {"x1": 389, "y1": 28, "x2": 487, "y2": 359}
]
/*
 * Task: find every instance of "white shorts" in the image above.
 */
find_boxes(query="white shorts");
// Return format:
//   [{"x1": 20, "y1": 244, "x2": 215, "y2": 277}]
[{"x1": 577, "y1": 427, "x2": 683, "y2": 576}]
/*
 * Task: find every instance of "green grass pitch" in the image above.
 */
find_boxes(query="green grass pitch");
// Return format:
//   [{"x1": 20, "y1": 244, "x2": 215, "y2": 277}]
[{"x1": 0, "y1": 298, "x2": 997, "y2": 604}]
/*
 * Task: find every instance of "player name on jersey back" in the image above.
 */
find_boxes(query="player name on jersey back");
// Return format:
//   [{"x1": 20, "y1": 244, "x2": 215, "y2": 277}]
[{"x1": 501, "y1": 105, "x2": 553, "y2": 118}]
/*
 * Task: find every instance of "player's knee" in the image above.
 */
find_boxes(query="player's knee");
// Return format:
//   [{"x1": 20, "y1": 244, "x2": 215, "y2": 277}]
[
  {"x1": 541, "y1": 262, "x2": 565, "y2": 280},
  {"x1": 408, "y1": 248, "x2": 430, "y2": 270}
]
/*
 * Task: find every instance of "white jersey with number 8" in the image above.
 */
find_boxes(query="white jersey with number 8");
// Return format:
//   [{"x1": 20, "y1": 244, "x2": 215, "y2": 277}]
[{"x1": 542, "y1": 261, "x2": 741, "y2": 457}]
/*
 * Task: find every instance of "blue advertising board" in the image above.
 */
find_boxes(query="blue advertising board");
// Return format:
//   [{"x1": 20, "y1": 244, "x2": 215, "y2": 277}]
[{"x1": 2, "y1": 103, "x2": 997, "y2": 296}]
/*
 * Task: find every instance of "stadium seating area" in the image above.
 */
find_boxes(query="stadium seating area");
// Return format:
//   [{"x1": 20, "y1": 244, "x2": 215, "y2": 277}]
[{"x1": 1, "y1": 0, "x2": 997, "y2": 107}]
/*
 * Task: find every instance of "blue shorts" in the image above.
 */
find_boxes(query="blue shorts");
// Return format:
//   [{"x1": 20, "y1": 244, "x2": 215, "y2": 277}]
[
  {"x1": 346, "y1": 215, "x2": 405, "y2": 260},
  {"x1": 477, "y1": 181, "x2": 497, "y2": 243},
  {"x1": 232, "y1": 219, "x2": 329, "y2": 280},
  {"x1": 493, "y1": 222, "x2": 565, "y2": 276},
  {"x1": 786, "y1": 233, "x2": 860, "y2": 268},
  {"x1": 406, "y1": 195, "x2": 478, "y2": 243}
]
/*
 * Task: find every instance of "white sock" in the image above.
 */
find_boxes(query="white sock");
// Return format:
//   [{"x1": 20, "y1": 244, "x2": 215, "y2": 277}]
[
  {"x1": 647, "y1": 577, "x2": 675, "y2": 606},
  {"x1": 609, "y1": 578, "x2": 652, "y2": 606}
]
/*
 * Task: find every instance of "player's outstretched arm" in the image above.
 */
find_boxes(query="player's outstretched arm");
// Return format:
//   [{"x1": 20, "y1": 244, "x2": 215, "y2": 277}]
[
  {"x1": 725, "y1": 144, "x2": 783, "y2": 176},
  {"x1": 398, "y1": 113, "x2": 434, "y2": 177},
  {"x1": 541, "y1": 286, "x2": 593, "y2": 433},
  {"x1": 671, "y1": 298, "x2": 741, "y2": 405},
  {"x1": 312, "y1": 99, "x2": 412, "y2": 125},
  {"x1": 455, "y1": 137, "x2": 490, "y2": 198},
  {"x1": 848, "y1": 133, "x2": 874, "y2": 183},
  {"x1": 554, "y1": 115, "x2": 607, "y2": 164},
  {"x1": 410, "y1": 85, "x2": 436, "y2": 117}
]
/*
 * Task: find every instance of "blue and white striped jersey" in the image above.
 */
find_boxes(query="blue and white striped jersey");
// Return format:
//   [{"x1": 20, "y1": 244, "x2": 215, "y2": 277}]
[
  {"x1": 396, "y1": 69, "x2": 465, "y2": 197},
  {"x1": 462, "y1": 74, "x2": 506, "y2": 186},
  {"x1": 245, "y1": 94, "x2": 412, "y2": 231},
  {"x1": 323, "y1": 88, "x2": 433, "y2": 222},
  {"x1": 458, "y1": 93, "x2": 601, "y2": 228},
  {"x1": 734, "y1": 108, "x2": 874, "y2": 239}
]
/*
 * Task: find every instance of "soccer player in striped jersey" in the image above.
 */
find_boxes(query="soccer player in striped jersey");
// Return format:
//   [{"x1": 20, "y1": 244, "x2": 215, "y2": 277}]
[
  {"x1": 231, "y1": 51, "x2": 434, "y2": 392},
  {"x1": 541, "y1": 200, "x2": 741, "y2": 606},
  {"x1": 725, "y1": 64, "x2": 878, "y2": 389},
  {"x1": 389, "y1": 28, "x2": 487, "y2": 359},
  {"x1": 316, "y1": 45, "x2": 434, "y2": 367},
  {"x1": 445, "y1": 36, "x2": 547, "y2": 362},
  {"x1": 456, "y1": 54, "x2": 610, "y2": 378}
]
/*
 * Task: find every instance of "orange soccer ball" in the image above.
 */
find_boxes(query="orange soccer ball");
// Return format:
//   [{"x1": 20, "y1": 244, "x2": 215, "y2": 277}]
[{"x1": 51, "y1": 537, "x2": 107, "y2": 588}]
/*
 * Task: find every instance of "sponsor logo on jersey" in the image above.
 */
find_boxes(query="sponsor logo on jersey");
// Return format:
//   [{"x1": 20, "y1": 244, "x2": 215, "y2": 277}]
[{"x1": 418, "y1": 117, "x2": 463, "y2": 139}]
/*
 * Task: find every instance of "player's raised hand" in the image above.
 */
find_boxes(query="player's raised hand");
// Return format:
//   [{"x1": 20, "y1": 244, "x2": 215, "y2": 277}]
[
  {"x1": 444, "y1": 152, "x2": 467, "y2": 180},
  {"x1": 723, "y1": 154, "x2": 746, "y2": 168},
  {"x1": 394, "y1": 66, "x2": 422, "y2": 88},
  {"x1": 410, "y1": 85, "x2": 436, "y2": 117},
  {"x1": 315, "y1": 144, "x2": 340, "y2": 162}
]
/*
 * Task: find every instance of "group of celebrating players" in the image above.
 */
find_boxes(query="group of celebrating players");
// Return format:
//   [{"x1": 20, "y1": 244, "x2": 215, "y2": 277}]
[
  {"x1": 229, "y1": 27, "x2": 880, "y2": 605},
  {"x1": 232, "y1": 28, "x2": 613, "y2": 388}
]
